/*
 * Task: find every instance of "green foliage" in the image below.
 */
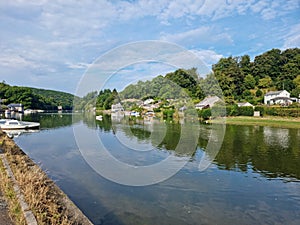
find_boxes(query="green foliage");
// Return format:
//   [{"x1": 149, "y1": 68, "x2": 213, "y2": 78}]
[
  {"x1": 31, "y1": 88, "x2": 74, "y2": 110},
  {"x1": 0, "y1": 82, "x2": 75, "y2": 110},
  {"x1": 162, "y1": 108, "x2": 175, "y2": 118},
  {"x1": 256, "y1": 89, "x2": 263, "y2": 97},
  {"x1": 254, "y1": 106, "x2": 265, "y2": 116},
  {"x1": 211, "y1": 105, "x2": 227, "y2": 117},
  {"x1": 258, "y1": 76, "x2": 272, "y2": 88},
  {"x1": 73, "y1": 91, "x2": 97, "y2": 111},
  {"x1": 198, "y1": 108, "x2": 211, "y2": 120},
  {"x1": 96, "y1": 89, "x2": 118, "y2": 110},
  {"x1": 212, "y1": 48, "x2": 300, "y2": 102},
  {"x1": 237, "y1": 106, "x2": 254, "y2": 116},
  {"x1": 120, "y1": 69, "x2": 200, "y2": 101},
  {"x1": 244, "y1": 74, "x2": 256, "y2": 89},
  {"x1": 110, "y1": 47, "x2": 300, "y2": 108},
  {"x1": 254, "y1": 106, "x2": 300, "y2": 117},
  {"x1": 226, "y1": 105, "x2": 239, "y2": 116}
]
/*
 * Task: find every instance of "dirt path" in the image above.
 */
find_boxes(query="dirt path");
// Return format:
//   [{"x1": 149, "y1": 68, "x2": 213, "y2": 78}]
[{"x1": 0, "y1": 186, "x2": 15, "y2": 225}]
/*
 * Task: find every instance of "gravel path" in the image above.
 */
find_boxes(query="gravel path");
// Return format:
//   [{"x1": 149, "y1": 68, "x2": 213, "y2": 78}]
[{"x1": 0, "y1": 190, "x2": 15, "y2": 225}]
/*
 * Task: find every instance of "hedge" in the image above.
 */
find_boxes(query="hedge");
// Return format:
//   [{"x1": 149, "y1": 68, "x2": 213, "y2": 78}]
[{"x1": 254, "y1": 106, "x2": 300, "y2": 117}]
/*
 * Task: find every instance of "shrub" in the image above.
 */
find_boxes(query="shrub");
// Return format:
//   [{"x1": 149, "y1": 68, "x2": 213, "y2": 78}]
[
  {"x1": 254, "y1": 106, "x2": 265, "y2": 116},
  {"x1": 211, "y1": 105, "x2": 227, "y2": 117},
  {"x1": 237, "y1": 106, "x2": 254, "y2": 116},
  {"x1": 163, "y1": 109, "x2": 175, "y2": 118},
  {"x1": 198, "y1": 108, "x2": 211, "y2": 120}
]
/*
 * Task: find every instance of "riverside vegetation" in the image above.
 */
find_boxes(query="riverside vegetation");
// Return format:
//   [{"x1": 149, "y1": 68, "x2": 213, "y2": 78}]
[
  {"x1": 79, "y1": 48, "x2": 300, "y2": 121},
  {"x1": 1, "y1": 48, "x2": 300, "y2": 117},
  {"x1": 0, "y1": 131, "x2": 92, "y2": 225}
]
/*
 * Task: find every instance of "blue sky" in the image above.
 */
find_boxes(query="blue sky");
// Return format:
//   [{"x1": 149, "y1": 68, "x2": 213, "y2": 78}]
[{"x1": 0, "y1": 0, "x2": 299, "y2": 94}]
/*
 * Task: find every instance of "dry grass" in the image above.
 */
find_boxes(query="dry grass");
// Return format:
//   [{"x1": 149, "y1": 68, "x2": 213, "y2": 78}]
[
  {"x1": 0, "y1": 156, "x2": 26, "y2": 225},
  {"x1": 0, "y1": 132, "x2": 92, "y2": 225},
  {"x1": 7, "y1": 154, "x2": 71, "y2": 225}
]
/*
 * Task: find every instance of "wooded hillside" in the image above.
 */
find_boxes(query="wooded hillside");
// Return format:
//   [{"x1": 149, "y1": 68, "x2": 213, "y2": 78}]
[
  {"x1": 119, "y1": 48, "x2": 300, "y2": 104},
  {"x1": 0, "y1": 82, "x2": 75, "y2": 110}
]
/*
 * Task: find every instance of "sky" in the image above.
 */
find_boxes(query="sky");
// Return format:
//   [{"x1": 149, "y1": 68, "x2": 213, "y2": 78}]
[{"x1": 0, "y1": 0, "x2": 299, "y2": 95}]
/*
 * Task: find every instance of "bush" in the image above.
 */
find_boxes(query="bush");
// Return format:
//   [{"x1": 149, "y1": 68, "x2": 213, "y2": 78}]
[
  {"x1": 211, "y1": 105, "x2": 227, "y2": 117},
  {"x1": 226, "y1": 105, "x2": 238, "y2": 116},
  {"x1": 163, "y1": 109, "x2": 175, "y2": 118},
  {"x1": 256, "y1": 89, "x2": 263, "y2": 97},
  {"x1": 198, "y1": 108, "x2": 211, "y2": 120},
  {"x1": 254, "y1": 106, "x2": 300, "y2": 117},
  {"x1": 254, "y1": 106, "x2": 265, "y2": 116},
  {"x1": 237, "y1": 106, "x2": 254, "y2": 116}
]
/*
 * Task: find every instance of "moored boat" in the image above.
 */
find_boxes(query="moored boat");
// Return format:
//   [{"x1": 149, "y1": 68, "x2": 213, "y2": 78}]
[
  {"x1": 96, "y1": 115, "x2": 103, "y2": 121},
  {"x1": 0, "y1": 119, "x2": 40, "y2": 130}
]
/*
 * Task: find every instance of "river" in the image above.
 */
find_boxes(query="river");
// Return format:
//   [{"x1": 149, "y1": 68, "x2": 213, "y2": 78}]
[{"x1": 9, "y1": 113, "x2": 300, "y2": 225}]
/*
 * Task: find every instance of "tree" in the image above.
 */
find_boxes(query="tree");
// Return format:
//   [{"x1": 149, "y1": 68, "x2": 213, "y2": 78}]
[
  {"x1": 258, "y1": 76, "x2": 272, "y2": 88},
  {"x1": 294, "y1": 75, "x2": 300, "y2": 87},
  {"x1": 213, "y1": 56, "x2": 245, "y2": 98},
  {"x1": 252, "y1": 48, "x2": 282, "y2": 80},
  {"x1": 244, "y1": 74, "x2": 256, "y2": 89},
  {"x1": 256, "y1": 89, "x2": 263, "y2": 97}
]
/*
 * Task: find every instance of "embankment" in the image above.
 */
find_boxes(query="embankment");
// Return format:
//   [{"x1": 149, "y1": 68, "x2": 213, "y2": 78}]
[{"x1": 0, "y1": 130, "x2": 93, "y2": 225}]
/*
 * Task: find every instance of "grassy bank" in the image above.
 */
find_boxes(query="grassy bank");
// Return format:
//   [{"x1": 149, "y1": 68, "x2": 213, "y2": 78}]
[
  {"x1": 0, "y1": 131, "x2": 93, "y2": 225},
  {"x1": 0, "y1": 155, "x2": 25, "y2": 225},
  {"x1": 210, "y1": 116, "x2": 300, "y2": 129}
]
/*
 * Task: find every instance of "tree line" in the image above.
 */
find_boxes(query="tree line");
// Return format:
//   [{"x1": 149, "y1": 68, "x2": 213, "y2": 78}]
[
  {"x1": 0, "y1": 82, "x2": 75, "y2": 110},
  {"x1": 117, "y1": 47, "x2": 300, "y2": 105},
  {"x1": 5, "y1": 47, "x2": 297, "y2": 111}
]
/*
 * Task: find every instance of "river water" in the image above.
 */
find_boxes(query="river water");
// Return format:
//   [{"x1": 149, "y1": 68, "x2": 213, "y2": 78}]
[{"x1": 10, "y1": 113, "x2": 300, "y2": 225}]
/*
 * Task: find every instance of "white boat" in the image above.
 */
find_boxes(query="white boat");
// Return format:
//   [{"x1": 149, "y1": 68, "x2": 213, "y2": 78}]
[
  {"x1": 130, "y1": 111, "x2": 140, "y2": 117},
  {"x1": 24, "y1": 109, "x2": 34, "y2": 114},
  {"x1": 96, "y1": 115, "x2": 103, "y2": 121},
  {"x1": 0, "y1": 119, "x2": 40, "y2": 130}
]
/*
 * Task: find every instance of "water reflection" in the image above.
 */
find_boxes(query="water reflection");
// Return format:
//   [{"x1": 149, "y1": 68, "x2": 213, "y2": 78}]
[
  {"x1": 11, "y1": 113, "x2": 300, "y2": 225},
  {"x1": 4, "y1": 129, "x2": 39, "y2": 138},
  {"x1": 215, "y1": 125, "x2": 300, "y2": 181},
  {"x1": 263, "y1": 126, "x2": 289, "y2": 149}
]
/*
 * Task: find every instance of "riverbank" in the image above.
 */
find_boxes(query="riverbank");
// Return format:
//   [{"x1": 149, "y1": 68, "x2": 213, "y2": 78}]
[
  {"x1": 210, "y1": 116, "x2": 300, "y2": 129},
  {"x1": 0, "y1": 131, "x2": 93, "y2": 225},
  {"x1": 0, "y1": 175, "x2": 15, "y2": 225}
]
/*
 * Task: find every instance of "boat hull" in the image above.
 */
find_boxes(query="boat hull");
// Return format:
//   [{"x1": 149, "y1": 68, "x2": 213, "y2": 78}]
[{"x1": 0, "y1": 120, "x2": 40, "y2": 130}]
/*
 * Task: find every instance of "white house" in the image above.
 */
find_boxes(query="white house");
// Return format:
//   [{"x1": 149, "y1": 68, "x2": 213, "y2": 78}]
[
  {"x1": 195, "y1": 96, "x2": 222, "y2": 109},
  {"x1": 111, "y1": 103, "x2": 124, "y2": 112},
  {"x1": 264, "y1": 90, "x2": 292, "y2": 105},
  {"x1": 7, "y1": 103, "x2": 24, "y2": 112}
]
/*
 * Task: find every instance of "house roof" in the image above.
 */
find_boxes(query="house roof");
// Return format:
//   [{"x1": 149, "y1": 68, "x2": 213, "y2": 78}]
[
  {"x1": 237, "y1": 102, "x2": 253, "y2": 107},
  {"x1": 7, "y1": 103, "x2": 23, "y2": 107},
  {"x1": 196, "y1": 96, "x2": 221, "y2": 107},
  {"x1": 265, "y1": 90, "x2": 287, "y2": 96}
]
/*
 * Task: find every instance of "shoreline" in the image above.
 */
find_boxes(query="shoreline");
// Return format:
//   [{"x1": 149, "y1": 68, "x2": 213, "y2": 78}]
[
  {"x1": 0, "y1": 130, "x2": 93, "y2": 225},
  {"x1": 209, "y1": 116, "x2": 300, "y2": 129}
]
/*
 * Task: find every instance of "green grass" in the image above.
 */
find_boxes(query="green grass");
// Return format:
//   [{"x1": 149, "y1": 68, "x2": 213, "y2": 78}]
[{"x1": 211, "y1": 116, "x2": 300, "y2": 129}]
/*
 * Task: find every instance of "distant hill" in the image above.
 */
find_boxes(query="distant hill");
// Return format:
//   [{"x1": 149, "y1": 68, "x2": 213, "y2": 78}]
[
  {"x1": 31, "y1": 87, "x2": 75, "y2": 110},
  {"x1": 0, "y1": 82, "x2": 76, "y2": 110}
]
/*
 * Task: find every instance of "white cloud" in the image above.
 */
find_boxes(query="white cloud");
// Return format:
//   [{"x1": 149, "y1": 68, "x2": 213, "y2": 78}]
[
  {"x1": 0, "y1": 0, "x2": 298, "y2": 93},
  {"x1": 66, "y1": 62, "x2": 90, "y2": 70},
  {"x1": 0, "y1": 54, "x2": 38, "y2": 69},
  {"x1": 251, "y1": 0, "x2": 300, "y2": 20},
  {"x1": 160, "y1": 26, "x2": 233, "y2": 47},
  {"x1": 283, "y1": 23, "x2": 300, "y2": 49},
  {"x1": 190, "y1": 49, "x2": 223, "y2": 67}
]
